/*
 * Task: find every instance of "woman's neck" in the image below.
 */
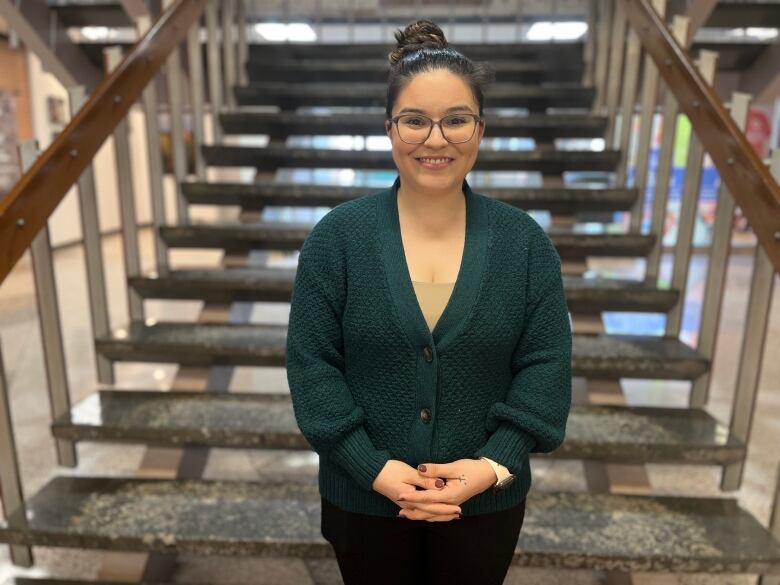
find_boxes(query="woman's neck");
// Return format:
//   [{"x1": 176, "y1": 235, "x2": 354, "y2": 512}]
[{"x1": 397, "y1": 181, "x2": 465, "y2": 237}]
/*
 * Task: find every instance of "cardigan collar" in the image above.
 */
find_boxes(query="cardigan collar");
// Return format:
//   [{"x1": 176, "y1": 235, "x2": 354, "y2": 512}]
[{"x1": 376, "y1": 175, "x2": 489, "y2": 352}]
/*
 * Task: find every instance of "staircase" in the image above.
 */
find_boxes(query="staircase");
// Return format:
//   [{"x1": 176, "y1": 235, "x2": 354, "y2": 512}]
[{"x1": 1, "y1": 0, "x2": 780, "y2": 582}]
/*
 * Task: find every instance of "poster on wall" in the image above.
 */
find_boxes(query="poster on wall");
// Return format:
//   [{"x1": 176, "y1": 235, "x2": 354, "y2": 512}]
[{"x1": 0, "y1": 90, "x2": 21, "y2": 200}]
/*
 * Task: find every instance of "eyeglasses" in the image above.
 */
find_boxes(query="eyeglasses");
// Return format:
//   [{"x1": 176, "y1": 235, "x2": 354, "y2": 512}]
[{"x1": 389, "y1": 113, "x2": 482, "y2": 144}]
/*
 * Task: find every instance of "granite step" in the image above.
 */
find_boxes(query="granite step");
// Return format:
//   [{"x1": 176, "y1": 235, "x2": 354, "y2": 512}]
[
  {"x1": 235, "y1": 82, "x2": 595, "y2": 110},
  {"x1": 52, "y1": 389, "x2": 744, "y2": 465},
  {"x1": 219, "y1": 111, "x2": 607, "y2": 140},
  {"x1": 182, "y1": 180, "x2": 636, "y2": 213},
  {"x1": 201, "y1": 145, "x2": 620, "y2": 174},
  {"x1": 1, "y1": 475, "x2": 778, "y2": 573},
  {"x1": 129, "y1": 268, "x2": 678, "y2": 313},
  {"x1": 11, "y1": 581, "x2": 161, "y2": 585},
  {"x1": 246, "y1": 58, "x2": 583, "y2": 83},
  {"x1": 157, "y1": 223, "x2": 655, "y2": 259},
  {"x1": 248, "y1": 41, "x2": 585, "y2": 61},
  {"x1": 94, "y1": 322, "x2": 708, "y2": 380}
]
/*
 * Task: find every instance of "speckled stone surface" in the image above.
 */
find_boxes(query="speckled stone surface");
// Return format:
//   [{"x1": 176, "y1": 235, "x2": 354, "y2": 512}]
[
  {"x1": 182, "y1": 179, "x2": 636, "y2": 212},
  {"x1": 129, "y1": 268, "x2": 677, "y2": 312},
  {"x1": 234, "y1": 82, "x2": 595, "y2": 110},
  {"x1": 246, "y1": 58, "x2": 583, "y2": 83},
  {"x1": 52, "y1": 390, "x2": 744, "y2": 465},
  {"x1": 158, "y1": 222, "x2": 652, "y2": 259},
  {"x1": 1, "y1": 476, "x2": 779, "y2": 573},
  {"x1": 219, "y1": 111, "x2": 604, "y2": 140},
  {"x1": 201, "y1": 144, "x2": 621, "y2": 174},
  {"x1": 95, "y1": 321, "x2": 708, "y2": 379}
]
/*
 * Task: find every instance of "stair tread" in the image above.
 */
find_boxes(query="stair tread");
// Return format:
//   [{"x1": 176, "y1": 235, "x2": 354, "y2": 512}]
[
  {"x1": 129, "y1": 269, "x2": 678, "y2": 312},
  {"x1": 182, "y1": 180, "x2": 637, "y2": 212},
  {"x1": 1, "y1": 475, "x2": 777, "y2": 572},
  {"x1": 95, "y1": 322, "x2": 708, "y2": 379},
  {"x1": 201, "y1": 144, "x2": 621, "y2": 172},
  {"x1": 157, "y1": 222, "x2": 655, "y2": 259},
  {"x1": 52, "y1": 389, "x2": 744, "y2": 464}
]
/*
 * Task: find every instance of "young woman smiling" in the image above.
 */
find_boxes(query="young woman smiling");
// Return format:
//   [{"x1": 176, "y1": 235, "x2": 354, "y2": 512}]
[{"x1": 286, "y1": 19, "x2": 573, "y2": 585}]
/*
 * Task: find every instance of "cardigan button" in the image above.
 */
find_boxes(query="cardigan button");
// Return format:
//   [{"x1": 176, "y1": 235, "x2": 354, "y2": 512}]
[
  {"x1": 420, "y1": 408, "x2": 432, "y2": 423},
  {"x1": 422, "y1": 346, "x2": 433, "y2": 362}
]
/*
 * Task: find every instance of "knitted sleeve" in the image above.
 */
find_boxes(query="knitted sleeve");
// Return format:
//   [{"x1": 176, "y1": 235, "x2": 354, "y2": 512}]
[
  {"x1": 286, "y1": 213, "x2": 392, "y2": 492},
  {"x1": 473, "y1": 228, "x2": 572, "y2": 475}
]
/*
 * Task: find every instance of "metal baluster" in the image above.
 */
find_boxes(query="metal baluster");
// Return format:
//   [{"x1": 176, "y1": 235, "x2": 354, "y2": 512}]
[
  {"x1": 514, "y1": 0, "x2": 523, "y2": 42},
  {"x1": 615, "y1": 24, "x2": 642, "y2": 185},
  {"x1": 237, "y1": 0, "x2": 248, "y2": 86},
  {"x1": 629, "y1": 0, "x2": 666, "y2": 230},
  {"x1": 646, "y1": 16, "x2": 692, "y2": 280},
  {"x1": 18, "y1": 142, "x2": 76, "y2": 468},
  {"x1": 222, "y1": 0, "x2": 237, "y2": 108},
  {"x1": 104, "y1": 47, "x2": 145, "y2": 321},
  {"x1": 689, "y1": 93, "x2": 750, "y2": 408},
  {"x1": 593, "y1": 0, "x2": 613, "y2": 113},
  {"x1": 721, "y1": 149, "x2": 780, "y2": 492},
  {"x1": 604, "y1": 0, "x2": 626, "y2": 147},
  {"x1": 665, "y1": 50, "x2": 718, "y2": 338},
  {"x1": 67, "y1": 86, "x2": 114, "y2": 383},
  {"x1": 348, "y1": 0, "x2": 355, "y2": 44},
  {"x1": 206, "y1": 0, "x2": 224, "y2": 144},
  {"x1": 0, "y1": 339, "x2": 32, "y2": 566},
  {"x1": 481, "y1": 0, "x2": 488, "y2": 44},
  {"x1": 582, "y1": 0, "x2": 597, "y2": 87},
  {"x1": 187, "y1": 12, "x2": 207, "y2": 180}
]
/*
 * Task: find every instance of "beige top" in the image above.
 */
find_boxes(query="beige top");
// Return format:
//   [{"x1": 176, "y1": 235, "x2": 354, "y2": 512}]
[{"x1": 411, "y1": 280, "x2": 455, "y2": 332}]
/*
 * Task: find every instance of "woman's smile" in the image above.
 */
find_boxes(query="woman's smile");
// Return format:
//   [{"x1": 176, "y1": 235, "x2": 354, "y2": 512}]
[{"x1": 415, "y1": 156, "x2": 455, "y2": 170}]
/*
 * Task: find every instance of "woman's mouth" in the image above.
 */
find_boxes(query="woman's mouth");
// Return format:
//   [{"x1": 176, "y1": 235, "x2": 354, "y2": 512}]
[{"x1": 415, "y1": 157, "x2": 454, "y2": 170}]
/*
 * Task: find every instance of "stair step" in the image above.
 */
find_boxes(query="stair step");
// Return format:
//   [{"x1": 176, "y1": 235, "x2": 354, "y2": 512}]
[
  {"x1": 182, "y1": 180, "x2": 636, "y2": 213},
  {"x1": 95, "y1": 322, "x2": 707, "y2": 380},
  {"x1": 219, "y1": 111, "x2": 607, "y2": 140},
  {"x1": 248, "y1": 41, "x2": 585, "y2": 61},
  {"x1": 201, "y1": 145, "x2": 620, "y2": 174},
  {"x1": 129, "y1": 268, "x2": 678, "y2": 313},
  {"x1": 157, "y1": 223, "x2": 654, "y2": 259},
  {"x1": 11, "y1": 581, "x2": 156, "y2": 585},
  {"x1": 235, "y1": 82, "x2": 595, "y2": 110},
  {"x1": 1, "y1": 475, "x2": 777, "y2": 573},
  {"x1": 52, "y1": 390, "x2": 744, "y2": 465},
  {"x1": 246, "y1": 58, "x2": 583, "y2": 83}
]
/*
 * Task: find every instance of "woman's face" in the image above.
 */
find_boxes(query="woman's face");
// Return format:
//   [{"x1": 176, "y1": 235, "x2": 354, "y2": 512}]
[{"x1": 385, "y1": 69, "x2": 485, "y2": 196}]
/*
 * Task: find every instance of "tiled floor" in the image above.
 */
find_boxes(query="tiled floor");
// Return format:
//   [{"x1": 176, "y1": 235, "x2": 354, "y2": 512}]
[{"x1": 0, "y1": 220, "x2": 778, "y2": 584}]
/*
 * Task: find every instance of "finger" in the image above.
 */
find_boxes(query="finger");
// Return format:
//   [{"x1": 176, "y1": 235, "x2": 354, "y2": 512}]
[
  {"x1": 417, "y1": 463, "x2": 455, "y2": 478},
  {"x1": 398, "y1": 500, "x2": 461, "y2": 516},
  {"x1": 401, "y1": 476, "x2": 447, "y2": 494},
  {"x1": 398, "y1": 484, "x2": 456, "y2": 504},
  {"x1": 399, "y1": 507, "x2": 461, "y2": 522}
]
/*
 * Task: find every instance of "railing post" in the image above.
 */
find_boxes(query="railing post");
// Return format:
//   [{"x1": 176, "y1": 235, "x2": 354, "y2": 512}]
[
  {"x1": 104, "y1": 47, "x2": 145, "y2": 322},
  {"x1": 615, "y1": 22, "x2": 642, "y2": 185},
  {"x1": 18, "y1": 141, "x2": 77, "y2": 469},
  {"x1": 582, "y1": 0, "x2": 597, "y2": 87},
  {"x1": 206, "y1": 0, "x2": 224, "y2": 144},
  {"x1": 237, "y1": 0, "x2": 248, "y2": 87},
  {"x1": 0, "y1": 338, "x2": 33, "y2": 566},
  {"x1": 138, "y1": 16, "x2": 169, "y2": 274},
  {"x1": 665, "y1": 50, "x2": 719, "y2": 338},
  {"x1": 689, "y1": 93, "x2": 751, "y2": 408},
  {"x1": 604, "y1": 0, "x2": 626, "y2": 146},
  {"x1": 759, "y1": 462, "x2": 780, "y2": 584},
  {"x1": 222, "y1": 0, "x2": 237, "y2": 109},
  {"x1": 187, "y1": 12, "x2": 207, "y2": 180},
  {"x1": 67, "y1": 86, "x2": 114, "y2": 384},
  {"x1": 721, "y1": 149, "x2": 780, "y2": 492},
  {"x1": 645, "y1": 16, "x2": 691, "y2": 280},
  {"x1": 629, "y1": 0, "x2": 666, "y2": 232},
  {"x1": 593, "y1": 0, "x2": 614, "y2": 113}
]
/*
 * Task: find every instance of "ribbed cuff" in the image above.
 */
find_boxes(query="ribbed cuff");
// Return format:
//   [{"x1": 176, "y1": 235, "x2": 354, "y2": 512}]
[
  {"x1": 328, "y1": 425, "x2": 392, "y2": 492},
  {"x1": 473, "y1": 423, "x2": 536, "y2": 475}
]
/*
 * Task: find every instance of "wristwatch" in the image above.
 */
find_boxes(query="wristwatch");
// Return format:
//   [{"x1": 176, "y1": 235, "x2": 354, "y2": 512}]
[{"x1": 479, "y1": 456, "x2": 516, "y2": 492}]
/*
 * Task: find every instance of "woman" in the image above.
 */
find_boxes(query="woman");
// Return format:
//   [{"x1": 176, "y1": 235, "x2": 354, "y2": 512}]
[{"x1": 286, "y1": 19, "x2": 572, "y2": 585}]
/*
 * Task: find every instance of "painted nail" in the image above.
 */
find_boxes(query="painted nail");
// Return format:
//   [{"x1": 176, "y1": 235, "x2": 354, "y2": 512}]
[
  {"x1": 435, "y1": 479, "x2": 444, "y2": 488},
  {"x1": 418, "y1": 464, "x2": 427, "y2": 472}
]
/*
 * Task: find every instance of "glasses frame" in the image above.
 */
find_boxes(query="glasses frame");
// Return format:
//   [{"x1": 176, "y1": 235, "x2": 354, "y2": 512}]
[{"x1": 388, "y1": 113, "x2": 483, "y2": 144}]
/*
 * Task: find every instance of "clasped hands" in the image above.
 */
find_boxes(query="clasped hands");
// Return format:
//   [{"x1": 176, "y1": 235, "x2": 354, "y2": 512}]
[{"x1": 372, "y1": 458, "x2": 497, "y2": 522}]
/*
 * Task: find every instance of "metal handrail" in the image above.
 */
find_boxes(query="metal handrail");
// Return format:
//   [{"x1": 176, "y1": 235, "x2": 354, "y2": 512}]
[{"x1": 0, "y1": 0, "x2": 208, "y2": 285}]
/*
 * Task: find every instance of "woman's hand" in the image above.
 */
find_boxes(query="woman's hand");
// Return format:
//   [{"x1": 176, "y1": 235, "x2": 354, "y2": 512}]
[
  {"x1": 396, "y1": 458, "x2": 498, "y2": 521},
  {"x1": 372, "y1": 459, "x2": 462, "y2": 521}
]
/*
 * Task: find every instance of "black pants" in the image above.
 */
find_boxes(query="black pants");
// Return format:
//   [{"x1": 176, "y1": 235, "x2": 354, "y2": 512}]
[{"x1": 320, "y1": 496, "x2": 526, "y2": 585}]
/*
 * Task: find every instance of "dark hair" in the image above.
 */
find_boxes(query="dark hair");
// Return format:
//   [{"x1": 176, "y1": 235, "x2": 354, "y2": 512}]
[{"x1": 386, "y1": 19, "x2": 495, "y2": 118}]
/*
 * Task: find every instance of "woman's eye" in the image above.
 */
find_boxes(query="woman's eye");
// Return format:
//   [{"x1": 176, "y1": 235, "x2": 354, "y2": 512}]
[
  {"x1": 403, "y1": 117, "x2": 427, "y2": 127},
  {"x1": 445, "y1": 117, "x2": 467, "y2": 126}
]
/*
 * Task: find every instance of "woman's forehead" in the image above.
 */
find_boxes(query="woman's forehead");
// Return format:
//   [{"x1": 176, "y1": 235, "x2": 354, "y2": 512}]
[{"x1": 395, "y1": 70, "x2": 478, "y2": 112}]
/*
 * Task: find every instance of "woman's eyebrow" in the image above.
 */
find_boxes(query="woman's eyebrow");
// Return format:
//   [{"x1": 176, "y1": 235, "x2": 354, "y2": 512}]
[{"x1": 398, "y1": 105, "x2": 475, "y2": 114}]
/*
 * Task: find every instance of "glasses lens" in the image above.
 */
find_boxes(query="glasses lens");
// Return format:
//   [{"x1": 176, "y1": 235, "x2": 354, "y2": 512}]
[
  {"x1": 441, "y1": 114, "x2": 477, "y2": 143},
  {"x1": 397, "y1": 115, "x2": 432, "y2": 144}
]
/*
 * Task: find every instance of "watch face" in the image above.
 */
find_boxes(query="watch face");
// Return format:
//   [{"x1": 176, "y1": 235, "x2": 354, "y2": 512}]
[{"x1": 494, "y1": 474, "x2": 516, "y2": 491}]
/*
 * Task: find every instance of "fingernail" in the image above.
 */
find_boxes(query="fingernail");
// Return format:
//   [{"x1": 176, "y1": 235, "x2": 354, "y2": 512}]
[
  {"x1": 418, "y1": 464, "x2": 427, "y2": 472},
  {"x1": 435, "y1": 479, "x2": 444, "y2": 488}
]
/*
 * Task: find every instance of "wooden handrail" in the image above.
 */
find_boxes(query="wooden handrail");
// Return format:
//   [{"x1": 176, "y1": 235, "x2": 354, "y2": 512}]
[
  {"x1": 0, "y1": 0, "x2": 208, "y2": 285},
  {"x1": 620, "y1": 0, "x2": 780, "y2": 273}
]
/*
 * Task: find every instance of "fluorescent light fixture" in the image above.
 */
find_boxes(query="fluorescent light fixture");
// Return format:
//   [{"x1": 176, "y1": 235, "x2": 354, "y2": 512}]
[
  {"x1": 80, "y1": 26, "x2": 113, "y2": 41},
  {"x1": 254, "y1": 22, "x2": 316, "y2": 42},
  {"x1": 745, "y1": 27, "x2": 778, "y2": 40},
  {"x1": 527, "y1": 21, "x2": 587, "y2": 41}
]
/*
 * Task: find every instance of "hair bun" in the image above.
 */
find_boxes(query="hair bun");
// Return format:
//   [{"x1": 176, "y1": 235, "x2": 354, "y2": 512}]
[{"x1": 388, "y1": 19, "x2": 449, "y2": 66}]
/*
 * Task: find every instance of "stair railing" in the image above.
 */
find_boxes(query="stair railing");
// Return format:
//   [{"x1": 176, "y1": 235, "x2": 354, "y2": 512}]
[
  {"x1": 0, "y1": 0, "x2": 248, "y2": 567},
  {"x1": 591, "y1": 0, "x2": 780, "y2": 516}
]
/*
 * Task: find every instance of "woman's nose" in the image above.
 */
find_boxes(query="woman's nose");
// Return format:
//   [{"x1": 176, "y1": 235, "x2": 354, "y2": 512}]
[{"x1": 424, "y1": 123, "x2": 448, "y2": 146}]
